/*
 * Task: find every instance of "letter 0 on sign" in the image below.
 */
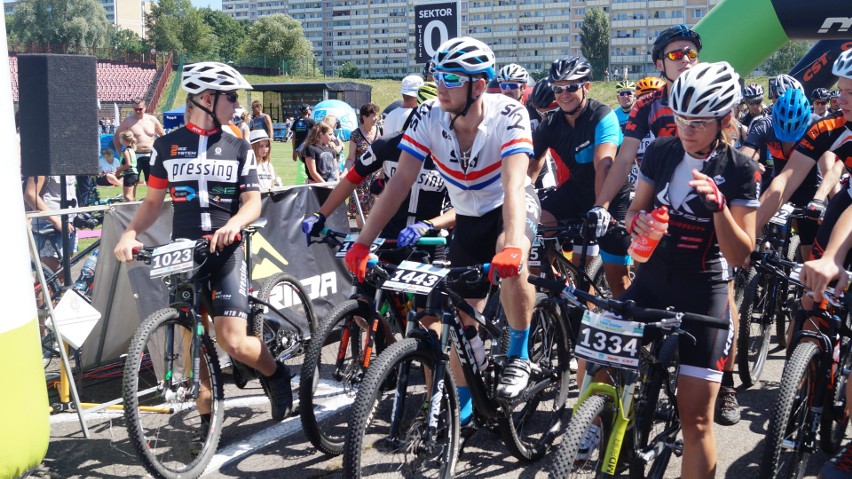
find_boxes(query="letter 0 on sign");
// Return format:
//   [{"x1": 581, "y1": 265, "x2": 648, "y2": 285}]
[{"x1": 424, "y1": 21, "x2": 449, "y2": 58}]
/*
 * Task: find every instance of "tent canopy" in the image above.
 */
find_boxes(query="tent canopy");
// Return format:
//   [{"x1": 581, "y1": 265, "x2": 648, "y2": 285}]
[{"x1": 163, "y1": 105, "x2": 186, "y2": 130}]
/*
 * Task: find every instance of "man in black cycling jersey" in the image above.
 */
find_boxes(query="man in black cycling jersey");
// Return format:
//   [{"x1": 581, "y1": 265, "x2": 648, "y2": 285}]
[
  {"x1": 114, "y1": 62, "x2": 293, "y2": 425},
  {"x1": 740, "y1": 84, "x2": 767, "y2": 130},
  {"x1": 530, "y1": 56, "x2": 631, "y2": 298},
  {"x1": 813, "y1": 88, "x2": 832, "y2": 118}
]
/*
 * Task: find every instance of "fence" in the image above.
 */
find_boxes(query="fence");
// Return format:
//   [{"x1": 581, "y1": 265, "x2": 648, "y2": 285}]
[
  {"x1": 8, "y1": 44, "x2": 169, "y2": 66},
  {"x1": 145, "y1": 51, "x2": 174, "y2": 114}
]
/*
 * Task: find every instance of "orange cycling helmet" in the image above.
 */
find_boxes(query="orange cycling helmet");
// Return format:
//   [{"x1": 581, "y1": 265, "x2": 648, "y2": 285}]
[{"x1": 636, "y1": 76, "x2": 666, "y2": 97}]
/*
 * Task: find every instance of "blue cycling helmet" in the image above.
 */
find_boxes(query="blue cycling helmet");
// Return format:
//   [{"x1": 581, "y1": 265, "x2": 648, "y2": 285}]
[{"x1": 772, "y1": 88, "x2": 812, "y2": 143}]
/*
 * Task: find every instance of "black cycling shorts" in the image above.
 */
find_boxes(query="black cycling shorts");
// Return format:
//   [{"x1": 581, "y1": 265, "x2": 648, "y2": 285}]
[
  {"x1": 198, "y1": 243, "x2": 250, "y2": 320},
  {"x1": 619, "y1": 267, "x2": 734, "y2": 383},
  {"x1": 812, "y1": 188, "x2": 852, "y2": 266},
  {"x1": 137, "y1": 154, "x2": 151, "y2": 182},
  {"x1": 448, "y1": 184, "x2": 540, "y2": 298}
]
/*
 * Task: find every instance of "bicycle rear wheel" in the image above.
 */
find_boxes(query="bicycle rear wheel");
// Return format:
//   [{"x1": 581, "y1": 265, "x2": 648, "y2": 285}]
[
  {"x1": 255, "y1": 272, "x2": 316, "y2": 371},
  {"x1": 821, "y1": 335, "x2": 852, "y2": 454},
  {"x1": 299, "y1": 299, "x2": 364, "y2": 456},
  {"x1": 546, "y1": 394, "x2": 610, "y2": 478},
  {"x1": 123, "y1": 308, "x2": 225, "y2": 479},
  {"x1": 344, "y1": 337, "x2": 459, "y2": 478},
  {"x1": 759, "y1": 341, "x2": 820, "y2": 478},
  {"x1": 499, "y1": 294, "x2": 573, "y2": 461},
  {"x1": 737, "y1": 272, "x2": 773, "y2": 388}
]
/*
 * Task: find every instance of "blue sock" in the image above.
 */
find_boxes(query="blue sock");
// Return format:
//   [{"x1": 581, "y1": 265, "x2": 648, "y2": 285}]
[
  {"x1": 508, "y1": 326, "x2": 530, "y2": 360},
  {"x1": 457, "y1": 386, "x2": 473, "y2": 426}
]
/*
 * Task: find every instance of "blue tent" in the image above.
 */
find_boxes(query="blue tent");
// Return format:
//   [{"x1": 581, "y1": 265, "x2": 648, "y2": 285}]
[{"x1": 163, "y1": 105, "x2": 186, "y2": 130}]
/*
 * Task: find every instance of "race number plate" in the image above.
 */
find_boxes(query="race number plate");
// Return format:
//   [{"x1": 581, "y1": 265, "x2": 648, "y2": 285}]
[
  {"x1": 335, "y1": 234, "x2": 385, "y2": 258},
  {"x1": 574, "y1": 309, "x2": 645, "y2": 369},
  {"x1": 149, "y1": 241, "x2": 196, "y2": 279},
  {"x1": 769, "y1": 203, "x2": 795, "y2": 226},
  {"x1": 528, "y1": 237, "x2": 559, "y2": 268},
  {"x1": 382, "y1": 260, "x2": 450, "y2": 295}
]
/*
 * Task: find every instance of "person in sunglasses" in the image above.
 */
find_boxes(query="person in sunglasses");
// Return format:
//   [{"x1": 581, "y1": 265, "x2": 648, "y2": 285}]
[
  {"x1": 812, "y1": 87, "x2": 832, "y2": 118},
  {"x1": 613, "y1": 80, "x2": 636, "y2": 131},
  {"x1": 740, "y1": 84, "x2": 767, "y2": 129},
  {"x1": 531, "y1": 56, "x2": 630, "y2": 299},
  {"x1": 114, "y1": 62, "x2": 294, "y2": 427},
  {"x1": 527, "y1": 78, "x2": 562, "y2": 191},
  {"x1": 344, "y1": 36, "x2": 541, "y2": 410},
  {"x1": 627, "y1": 61, "x2": 759, "y2": 479},
  {"x1": 113, "y1": 97, "x2": 165, "y2": 188}
]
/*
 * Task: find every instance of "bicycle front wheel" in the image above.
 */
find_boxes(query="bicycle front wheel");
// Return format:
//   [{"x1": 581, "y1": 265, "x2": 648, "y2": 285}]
[
  {"x1": 546, "y1": 394, "x2": 610, "y2": 478},
  {"x1": 255, "y1": 272, "x2": 316, "y2": 371},
  {"x1": 759, "y1": 341, "x2": 820, "y2": 478},
  {"x1": 499, "y1": 294, "x2": 573, "y2": 461},
  {"x1": 820, "y1": 335, "x2": 852, "y2": 454},
  {"x1": 123, "y1": 308, "x2": 225, "y2": 479},
  {"x1": 344, "y1": 337, "x2": 459, "y2": 479},
  {"x1": 299, "y1": 299, "x2": 364, "y2": 456},
  {"x1": 737, "y1": 272, "x2": 773, "y2": 388}
]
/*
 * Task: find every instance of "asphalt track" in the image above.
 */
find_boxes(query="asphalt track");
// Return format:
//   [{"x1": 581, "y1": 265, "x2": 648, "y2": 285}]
[{"x1": 36, "y1": 340, "x2": 841, "y2": 478}]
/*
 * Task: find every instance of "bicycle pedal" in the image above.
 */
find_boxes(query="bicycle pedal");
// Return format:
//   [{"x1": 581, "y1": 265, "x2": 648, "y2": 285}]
[{"x1": 673, "y1": 439, "x2": 684, "y2": 457}]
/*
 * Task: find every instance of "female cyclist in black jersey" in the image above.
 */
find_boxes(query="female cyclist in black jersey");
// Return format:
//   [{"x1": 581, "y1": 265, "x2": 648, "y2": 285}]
[{"x1": 625, "y1": 61, "x2": 760, "y2": 479}]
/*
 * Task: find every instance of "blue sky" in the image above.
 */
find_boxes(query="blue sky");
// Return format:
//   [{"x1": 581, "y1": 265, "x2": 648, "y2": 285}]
[{"x1": 191, "y1": 0, "x2": 221, "y2": 10}]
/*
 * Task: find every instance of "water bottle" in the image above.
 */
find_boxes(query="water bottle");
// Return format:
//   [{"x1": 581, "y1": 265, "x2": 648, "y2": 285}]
[
  {"x1": 73, "y1": 250, "x2": 98, "y2": 294},
  {"x1": 464, "y1": 326, "x2": 488, "y2": 371},
  {"x1": 628, "y1": 206, "x2": 669, "y2": 263}
]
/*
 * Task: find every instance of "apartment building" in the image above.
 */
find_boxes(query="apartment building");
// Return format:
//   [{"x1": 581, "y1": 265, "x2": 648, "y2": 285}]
[{"x1": 222, "y1": 0, "x2": 720, "y2": 79}]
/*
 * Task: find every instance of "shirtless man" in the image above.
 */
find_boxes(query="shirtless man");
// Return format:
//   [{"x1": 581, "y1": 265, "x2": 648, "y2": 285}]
[{"x1": 114, "y1": 97, "x2": 165, "y2": 186}]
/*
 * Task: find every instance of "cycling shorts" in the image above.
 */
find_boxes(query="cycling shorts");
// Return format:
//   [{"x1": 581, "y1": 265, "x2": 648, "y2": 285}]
[
  {"x1": 812, "y1": 188, "x2": 852, "y2": 266},
  {"x1": 541, "y1": 183, "x2": 631, "y2": 265},
  {"x1": 199, "y1": 243, "x2": 250, "y2": 320},
  {"x1": 448, "y1": 184, "x2": 540, "y2": 298},
  {"x1": 136, "y1": 153, "x2": 151, "y2": 182},
  {"x1": 620, "y1": 267, "x2": 734, "y2": 383}
]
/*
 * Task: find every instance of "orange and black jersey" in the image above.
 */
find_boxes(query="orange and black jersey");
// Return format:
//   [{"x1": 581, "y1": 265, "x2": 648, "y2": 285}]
[
  {"x1": 795, "y1": 114, "x2": 852, "y2": 169},
  {"x1": 149, "y1": 123, "x2": 260, "y2": 239},
  {"x1": 624, "y1": 86, "x2": 678, "y2": 141}
]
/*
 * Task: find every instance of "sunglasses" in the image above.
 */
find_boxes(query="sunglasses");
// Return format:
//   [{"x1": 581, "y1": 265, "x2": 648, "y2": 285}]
[
  {"x1": 134, "y1": 108, "x2": 144, "y2": 112},
  {"x1": 674, "y1": 115, "x2": 715, "y2": 131},
  {"x1": 500, "y1": 82, "x2": 522, "y2": 91},
  {"x1": 814, "y1": 101, "x2": 828, "y2": 106},
  {"x1": 618, "y1": 91, "x2": 634, "y2": 97},
  {"x1": 218, "y1": 91, "x2": 239, "y2": 103},
  {"x1": 435, "y1": 72, "x2": 471, "y2": 89},
  {"x1": 747, "y1": 100, "x2": 763, "y2": 106},
  {"x1": 664, "y1": 47, "x2": 699, "y2": 62},
  {"x1": 551, "y1": 82, "x2": 586, "y2": 95}
]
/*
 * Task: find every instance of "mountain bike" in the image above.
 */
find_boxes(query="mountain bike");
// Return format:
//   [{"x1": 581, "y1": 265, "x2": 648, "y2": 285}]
[
  {"x1": 343, "y1": 260, "x2": 573, "y2": 477},
  {"x1": 532, "y1": 276, "x2": 729, "y2": 479},
  {"x1": 758, "y1": 260, "x2": 852, "y2": 478},
  {"x1": 531, "y1": 218, "x2": 609, "y2": 298},
  {"x1": 299, "y1": 228, "x2": 446, "y2": 456},
  {"x1": 122, "y1": 224, "x2": 315, "y2": 479}
]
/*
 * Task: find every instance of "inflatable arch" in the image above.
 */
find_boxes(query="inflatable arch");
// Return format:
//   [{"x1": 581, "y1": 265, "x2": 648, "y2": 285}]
[{"x1": 695, "y1": 0, "x2": 852, "y2": 91}]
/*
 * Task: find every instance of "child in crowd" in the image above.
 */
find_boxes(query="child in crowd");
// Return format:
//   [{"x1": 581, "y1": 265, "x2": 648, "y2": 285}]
[
  {"x1": 250, "y1": 130, "x2": 280, "y2": 190},
  {"x1": 97, "y1": 148, "x2": 123, "y2": 187},
  {"x1": 118, "y1": 130, "x2": 139, "y2": 201}
]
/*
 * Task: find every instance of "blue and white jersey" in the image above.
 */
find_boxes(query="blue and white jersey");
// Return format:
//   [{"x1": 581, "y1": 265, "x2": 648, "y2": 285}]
[{"x1": 399, "y1": 94, "x2": 534, "y2": 217}]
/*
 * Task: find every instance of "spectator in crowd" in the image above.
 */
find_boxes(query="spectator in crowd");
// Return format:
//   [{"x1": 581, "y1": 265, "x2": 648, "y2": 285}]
[
  {"x1": 291, "y1": 104, "x2": 315, "y2": 162},
  {"x1": 383, "y1": 74, "x2": 423, "y2": 135},
  {"x1": 302, "y1": 122, "x2": 340, "y2": 204},
  {"x1": 109, "y1": 118, "x2": 117, "y2": 133},
  {"x1": 282, "y1": 117, "x2": 294, "y2": 142},
  {"x1": 97, "y1": 148, "x2": 123, "y2": 187},
  {"x1": 118, "y1": 130, "x2": 140, "y2": 201},
  {"x1": 346, "y1": 102, "x2": 381, "y2": 226},
  {"x1": 321, "y1": 115, "x2": 345, "y2": 162},
  {"x1": 234, "y1": 107, "x2": 251, "y2": 138},
  {"x1": 250, "y1": 130, "x2": 279, "y2": 191},
  {"x1": 114, "y1": 97, "x2": 165, "y2": 187},
  {"x1": 99, "y1": 117, "x2": 107, "y2": 134},
  {"x1": 23, "y1": 175, "x2": 77, "y2": 274},
  {"x1": 249, "y1": 100, "x2": 274, "y2": 139}
]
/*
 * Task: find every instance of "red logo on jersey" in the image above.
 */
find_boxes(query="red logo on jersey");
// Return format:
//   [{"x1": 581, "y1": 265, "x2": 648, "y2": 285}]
[{"x1": 170, "y1": 145, "x2": 179, "y2": 156}]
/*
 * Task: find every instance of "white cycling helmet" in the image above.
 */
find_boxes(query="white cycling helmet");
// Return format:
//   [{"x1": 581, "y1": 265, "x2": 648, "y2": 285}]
[
  {"x1": 433, "y1": 37, "x2": 496, "y2": 80},
  {"x1": 497, "y1": 63, "x2": 529, "y2": 83},
  {"x1": 670, "y1": 61, "x2": 741, "y2": 118},
  {"x1": 768, "y1": 74, "x2": 803, "y2": 100},
  {"x1": 832, "y1": 48, "x2": 852, "y2": 80},
  {"x1": 182, "y1": 62, "x2": 253, "y2": 95}
]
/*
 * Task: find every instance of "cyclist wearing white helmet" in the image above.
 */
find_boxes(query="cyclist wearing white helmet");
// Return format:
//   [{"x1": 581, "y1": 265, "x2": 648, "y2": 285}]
[
  {"x1": 114, "y1": 62, "x2": 294, "y2": 427},
  {"x1": 626, "y1": 61, "x2": 759, "y2": 479},
  {"x1": 344, "y1": 36, "x2": 541, "y2": 416},
  {"x1": 497, "y1": 63, "x2": 530, "y2": 102}
]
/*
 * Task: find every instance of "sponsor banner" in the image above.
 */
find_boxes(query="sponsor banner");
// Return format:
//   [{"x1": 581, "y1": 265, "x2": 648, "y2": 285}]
[
  {"x1": 770, "y1": 0, "x2": 852, "y2": 39},
  {"x1": 789, "y1": 40, "x2": 852, "y2": 92},
  {"x1": 414, "y1": 1, "x2": 459, "y2": 64}
]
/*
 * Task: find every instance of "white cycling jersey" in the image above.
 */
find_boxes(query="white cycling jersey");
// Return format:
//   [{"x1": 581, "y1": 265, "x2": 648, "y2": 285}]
[{"x1": 399, "y1": 94, "x2": 534, "y2": 217}]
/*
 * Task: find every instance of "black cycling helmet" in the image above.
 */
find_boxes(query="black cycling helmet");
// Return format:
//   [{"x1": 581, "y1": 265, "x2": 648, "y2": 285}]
[
  {"x1": 549, "y1": 56, "x2": 592, "y2": 83},
  {"x1": 422, "y1": 59, "x2": 436, "y2": 79},
  {"x1": 811, "y1": 88, "x2": 831, "y2": 102},
  {"x1": 530, "y1": 78, "x2": 557, "y2": 111},
  {"x1": 298, "y1": 103, "x2": 311, "y2": 114},
  {"x1": 742, "y1": 83, "x2": 764, "y2": 101},
  {"x1": 652, "y1": 24, "x2": 702, "y2": 62}
]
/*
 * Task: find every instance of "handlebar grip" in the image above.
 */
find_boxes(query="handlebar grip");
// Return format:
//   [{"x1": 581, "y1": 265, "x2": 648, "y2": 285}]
[
  {"x1": 527, "y1": 274, "x2": 567, "y2": 293},
  {"x1": 415, "y1": 237, "x2": 447, "y2": 246},
  {"x1": 132, "y1": 246, "x2": 142, "y2": 256},
  {"x1": 366, "y1": 258, "x2": 379, "y2": 269}
]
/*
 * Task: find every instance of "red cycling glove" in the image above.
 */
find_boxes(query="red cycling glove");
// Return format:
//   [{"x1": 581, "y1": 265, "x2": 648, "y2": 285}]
[
  {"x1": 489, "y1": 247, "x2": 524, "y2": 284},
  {"x1": 345, "y1": 243, "x2": 371, "y2": 282}
]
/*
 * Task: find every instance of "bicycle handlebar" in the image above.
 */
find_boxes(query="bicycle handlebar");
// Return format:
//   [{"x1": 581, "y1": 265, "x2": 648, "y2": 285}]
[{"x1": 528, "y1": 275, "x2": 729, "y2": 330}]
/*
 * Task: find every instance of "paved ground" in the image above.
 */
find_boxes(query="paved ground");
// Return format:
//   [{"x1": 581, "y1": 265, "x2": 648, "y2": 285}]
[{"x1": 37, "y1": 339, "x2": 838, "y2": 478}]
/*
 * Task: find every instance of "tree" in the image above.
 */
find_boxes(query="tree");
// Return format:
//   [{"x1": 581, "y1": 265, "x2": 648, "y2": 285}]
[
  {"x1": 111, "y1": 28, "x2": 145, "y2": 55},
  {"x1": 338, "y1": 62, "x2": 360, "y2": 79},
  {"x1": 580, "y1": 7, "x2": 610, "y2": 81},
  {"x1": 201, "y1": 9, "x2": 250, "y2": 63},
  {"x1": 763, "y1": 41, "x2": 812, "y2": 76},
  {"x1": 145, "y1": 0, "x2": 215, "y2": 59},
  {"x1": 9, "y1": 0, "x2": 111, "y2": 51},
  {"x1": 239, "y1": 15, "x2": 314, "y2": 74}
]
